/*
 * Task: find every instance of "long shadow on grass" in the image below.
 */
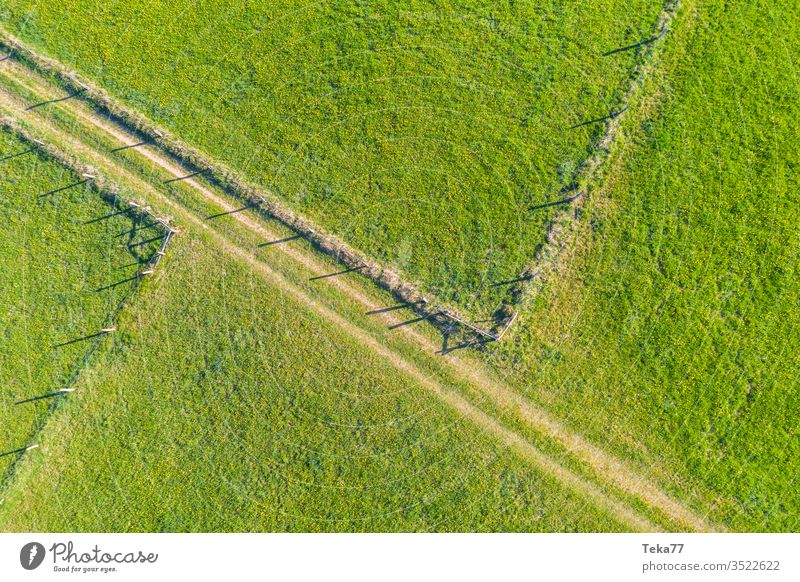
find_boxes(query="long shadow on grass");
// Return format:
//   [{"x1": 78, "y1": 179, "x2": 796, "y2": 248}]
[
  {"x1": 15, "y1": 391, "x2": 69, "y2": 405},
  {"x1": 110, "y1": 140, "x2": 151, "y2": 153},
  {"x1": 603, "y1": 29, "x2": 667, "y2": 56},
  {"x1": 388, "y1": 315, "x2": 430, "y2": 330},
  {"x1": 206, "y1": 204, "x2": 254, "y2": 220},
  {"x1": 528, "y1": 190, "x2": 585, "y2": 212},
  {"x1": 52, "y1": 331, "x2": 109, "y2": 348},
  {"x1": 39, "y1": 178, "x2": 89, "y2": 198},
  {"x1": 491, "y1": 275, "x2": 535, "y2": 288},
  {"x1": 84, "y1": 207, "x2": 132, "y2": 224},
  {"x1": 164, "y1": 168, "x2": 208, "y2": 184},
  {"x1": 96, "y1": 275, "x2": 140, "y2": 293},
  {"x1": 0, "y1": 147, "x2": 35, "y2": 163},
  {"x1": 568, "y1": 106, "x2": 629, "y2": 130},
  {"x1": 258, "y1": 234, "x2": 302, "y2": 247},
  {"x1": 309, "y1": 265, "x2": 365, "y2": 281},
  {"x1": 366, "y1": 303, "x2": 413, "y2": 315},
  {"x1": 26, "y1": 88, "x2": 86, "y2": 110}
]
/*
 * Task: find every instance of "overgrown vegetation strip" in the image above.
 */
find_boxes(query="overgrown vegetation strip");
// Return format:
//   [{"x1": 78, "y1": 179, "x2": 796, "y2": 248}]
[{"x1": 502, "y1": 0, "x2": 683, "y2": 328}]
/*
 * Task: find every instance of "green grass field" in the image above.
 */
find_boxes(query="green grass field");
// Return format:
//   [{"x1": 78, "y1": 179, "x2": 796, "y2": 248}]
[
  {"x1": 0, "y1": 0, "x2": 795, "y2": 534},
  {"x1": 0, "y1": 126, "x2": 162, "y2": 480},
  {"x1": 491, "y1": 0, "x2": 799, "y2": 531},
  {"x1": 0, "y1": 0, "x2": 666, "y2": 313}
]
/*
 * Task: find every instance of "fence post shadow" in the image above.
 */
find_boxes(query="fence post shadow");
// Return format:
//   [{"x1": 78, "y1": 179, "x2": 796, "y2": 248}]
[
  {"x1": 26, "y1": 88, "x2": 86, "y2": 111},
  {"x1": 39, "y1": 178, "x2": 90, "y2": 198},
  {"x1": 603, "y1": 28, "x2": 668, "y2": 56},
  {"x1": 309, "y1": 265, "x2": 365, "y2": 281}
]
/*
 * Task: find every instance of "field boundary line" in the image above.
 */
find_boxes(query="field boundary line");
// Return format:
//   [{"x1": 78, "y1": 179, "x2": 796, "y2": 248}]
[{"x1": 0, "y1": 116, "x2": 175, "y2": 496}]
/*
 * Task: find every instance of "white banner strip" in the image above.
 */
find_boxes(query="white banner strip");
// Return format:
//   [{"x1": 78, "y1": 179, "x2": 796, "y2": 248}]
[{"x1": 1, "y1": 533, "x2": 797, "y2": 581}]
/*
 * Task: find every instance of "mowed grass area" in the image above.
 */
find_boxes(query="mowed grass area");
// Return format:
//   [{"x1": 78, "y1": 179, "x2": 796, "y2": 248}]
[
  {"x1": 0, "y1": 211, "x2": 628, "y2": 532},
  {"x1": 1, "y1": 0, "x2": 665, "y2": 313},
  {"x1": 492, "y1": 0, "x2": 799, "y2": 531},
  {"x1": 0, "y1": 126, "x2": 162, "y2": 479}
]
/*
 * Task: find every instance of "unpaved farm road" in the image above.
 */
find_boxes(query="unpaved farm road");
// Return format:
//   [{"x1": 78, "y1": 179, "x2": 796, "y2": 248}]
[{"x1": 0, "y1": 43, "x2": 717, "y2": 532}]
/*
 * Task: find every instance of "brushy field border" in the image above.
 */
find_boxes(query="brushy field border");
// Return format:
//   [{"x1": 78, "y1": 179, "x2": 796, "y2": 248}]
[
  {"x1": 0, "y1": 1, "x2": 676, "y2": 345},
  {"x1": 0, "y1": 115, "x2": 175, "y2": 490}
]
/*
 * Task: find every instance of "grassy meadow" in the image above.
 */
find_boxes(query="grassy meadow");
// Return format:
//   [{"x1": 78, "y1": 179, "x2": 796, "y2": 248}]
[
  {"x1": 0, "y1": 0, "x2": 666, "y2": 313},
  {"x1": 493, "y1": 0, "x2": 799, "y2": 531},
  {"x1": 0, "y1": 126, "x2": 162, "y2": 481},
  {"x1": 0, "y1": 0, "x2": 795, "y2": 535}
]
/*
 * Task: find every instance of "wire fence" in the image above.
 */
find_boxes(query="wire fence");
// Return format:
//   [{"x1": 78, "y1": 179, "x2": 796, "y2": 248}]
[{"x1": 0, "y1": 116, "x2": 176, "y2": 472}]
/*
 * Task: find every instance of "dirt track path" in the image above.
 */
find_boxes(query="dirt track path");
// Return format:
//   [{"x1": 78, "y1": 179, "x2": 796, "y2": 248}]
[{"x1": 0, "y1": 50, "x2": 716, "y2": 532}]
